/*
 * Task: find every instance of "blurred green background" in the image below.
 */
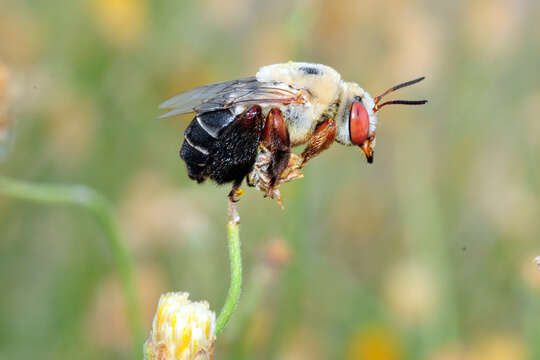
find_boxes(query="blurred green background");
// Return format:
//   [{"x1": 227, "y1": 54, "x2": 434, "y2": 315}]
[{"x1": 1, "y1": 0, "x2": 540, "y2": 359}]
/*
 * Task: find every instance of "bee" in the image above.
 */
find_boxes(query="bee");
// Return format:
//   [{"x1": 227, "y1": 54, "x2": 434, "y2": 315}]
[{"x1": 160, "y1": 62, "x2": 427, "y2": 205}]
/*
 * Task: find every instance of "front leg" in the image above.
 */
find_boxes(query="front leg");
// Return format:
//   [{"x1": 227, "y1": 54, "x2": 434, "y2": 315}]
[
  {"x1": 261, "y1": 108, "x2": 291, "y2": 191},
  {"x1": 300, "y1": 118, "x2": 336, "y2": 168}
]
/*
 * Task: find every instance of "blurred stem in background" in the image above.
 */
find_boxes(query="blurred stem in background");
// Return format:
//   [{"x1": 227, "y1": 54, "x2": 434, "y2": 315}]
[
  {"x1": 0, "y1": 175, "x2": 144, "y2": 359},
  {"x1": 393, "y1": 138, "x2": 460, "y2": 356}
]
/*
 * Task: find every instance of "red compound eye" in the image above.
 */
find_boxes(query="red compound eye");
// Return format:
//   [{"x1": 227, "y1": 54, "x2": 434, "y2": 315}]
[{"x1": 349, "y1": 101, "x2": 369, "y2": 145}]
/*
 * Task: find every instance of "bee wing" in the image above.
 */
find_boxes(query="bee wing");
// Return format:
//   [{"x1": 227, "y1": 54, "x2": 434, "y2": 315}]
[{"x1": 159, "y1": 77, "x2": 302, "y2": 118}]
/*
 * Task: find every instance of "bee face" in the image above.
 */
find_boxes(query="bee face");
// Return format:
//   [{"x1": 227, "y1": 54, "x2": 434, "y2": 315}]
[
  {"x1": 335, "y1": 83, "x2": 378, "y2": 162},
  {"x1": 335, "y1": 77, "x2": 428, "y2": 163},
  {"x1": 349, "y1": 96, "x2": 376, "y2": 163}
]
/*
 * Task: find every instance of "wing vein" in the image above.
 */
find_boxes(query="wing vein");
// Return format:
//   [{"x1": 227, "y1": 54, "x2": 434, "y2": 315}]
[{"x1": 159, "y1": 77, "x2": 302, "y2": 118}]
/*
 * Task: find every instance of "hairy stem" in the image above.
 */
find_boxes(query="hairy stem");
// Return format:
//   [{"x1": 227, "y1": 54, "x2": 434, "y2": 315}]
[
  {"x1": 215, "y1": 216, "x2": 243, "y2": 335},
  {"x1": 0, "y1": 175, "x2": 143, "y2": 358}
]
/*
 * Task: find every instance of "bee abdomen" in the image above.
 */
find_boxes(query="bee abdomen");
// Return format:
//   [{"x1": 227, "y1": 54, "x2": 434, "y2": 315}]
[
  {"x1": 180, "y1": 107, "x2": 264, "y2": 185},
  {"x1": 196, "y1": 109, "x2": 236, "y2": 138},
  {"x1": 180, "y1": 110, "x2": 227, "y2": 183},
  {"x1": 180, "y1": 140, "x2": 209, "y2": 183}
]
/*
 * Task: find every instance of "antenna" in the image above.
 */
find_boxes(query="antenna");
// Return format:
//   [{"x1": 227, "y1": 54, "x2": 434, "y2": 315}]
[{"x1": 373, "y1": 77, "x2": 428, "y2": 112}]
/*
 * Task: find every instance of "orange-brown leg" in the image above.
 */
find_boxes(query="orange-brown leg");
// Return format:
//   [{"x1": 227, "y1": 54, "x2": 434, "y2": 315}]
[
  {"x1": 261, "y1": 108, "x2": 291, "y2": 193},
  {"x1": 300, "y1": 118, "x2": 336, "y2": 168}
]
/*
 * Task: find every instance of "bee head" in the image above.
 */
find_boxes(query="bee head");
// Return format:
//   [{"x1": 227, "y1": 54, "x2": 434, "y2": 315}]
[
  {"x1": 348, "y1": 94, "x2": 376, "y2": 163},
  {"x1": 339, "y1": 77, "x2": 427, "y2": 163}
]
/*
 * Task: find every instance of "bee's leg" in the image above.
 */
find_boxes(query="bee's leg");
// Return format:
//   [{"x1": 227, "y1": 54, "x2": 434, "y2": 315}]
[
  {"x1": 227, "y1": 179, "x2": 244, "y2": 224},
  {"x1": 261, "y1": 108, "x2": 291, "y2": 193},
  {"x1": 300, "y1": 118, "x2": 336, "y2": 168},
  {"x1": 228, "y1": 179, "x2": 245, "y2": 203}
]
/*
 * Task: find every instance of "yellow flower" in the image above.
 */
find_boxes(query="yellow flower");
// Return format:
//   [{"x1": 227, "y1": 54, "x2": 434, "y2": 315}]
[
  {"x1": 468, "y1": 333, "x2": 527, "y2": 360},
  {"x1": 92, "y1": 0, "x2": 146, "y2": 49},
  {"x1": 383, "y1": 261, "x2": 438, "y2": 325},
  {"x1": 346, "y1": 326, "x2": 402, "y2": 360},
  {"x1": 144, "y1": 292, "x2": 216, "y2": 360}
]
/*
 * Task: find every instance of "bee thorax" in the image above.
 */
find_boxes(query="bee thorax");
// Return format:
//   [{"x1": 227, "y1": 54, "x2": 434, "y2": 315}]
[{"x1": 256, "y1": 62, "x2": 344, "y2": 146}]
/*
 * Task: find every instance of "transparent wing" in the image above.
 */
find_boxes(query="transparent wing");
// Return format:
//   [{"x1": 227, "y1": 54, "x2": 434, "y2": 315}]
[{"x1": 159, "y1": 77, "x2": 302, "y2": 118}]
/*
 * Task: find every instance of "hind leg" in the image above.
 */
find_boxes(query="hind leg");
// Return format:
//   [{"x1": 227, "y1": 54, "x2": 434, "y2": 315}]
[
  {"x1": 227, "y1": 179, "x2": 244, "y2": 224},
  {"x1": 228, "y1": 180, "x2": 242, "y2": 201},
  {"x1": 261, "y1": 108, "x2": 291, "y2": 195}
]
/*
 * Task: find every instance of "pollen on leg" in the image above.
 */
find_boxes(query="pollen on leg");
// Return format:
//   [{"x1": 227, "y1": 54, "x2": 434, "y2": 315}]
[{"x1": 234, "y1": 188, "x2": 245, "y2": 198}]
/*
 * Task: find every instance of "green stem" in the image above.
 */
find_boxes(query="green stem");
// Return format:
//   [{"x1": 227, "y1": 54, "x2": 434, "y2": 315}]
[
  {"x1": 215, "y1": 219, "x2": 242, "y2": 335},
  {"x1": 0, "y1": 175, "x2": 143, "y2": 358}
]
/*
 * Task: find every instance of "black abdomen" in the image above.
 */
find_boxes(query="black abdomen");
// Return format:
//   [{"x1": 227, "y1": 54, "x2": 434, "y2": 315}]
[{"x1": 180, "y1": 106, "x2": 264, "y2": 185}]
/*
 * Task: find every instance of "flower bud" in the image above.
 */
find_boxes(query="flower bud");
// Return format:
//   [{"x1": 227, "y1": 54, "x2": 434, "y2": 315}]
[{"x1": 144, "y1": 292, "x2": 216, "y2": 360}]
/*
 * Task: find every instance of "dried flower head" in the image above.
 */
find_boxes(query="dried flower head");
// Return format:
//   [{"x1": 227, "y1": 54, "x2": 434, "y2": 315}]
[{"x1": 144, "y1": 292, "x2": 216, "y2": 360}]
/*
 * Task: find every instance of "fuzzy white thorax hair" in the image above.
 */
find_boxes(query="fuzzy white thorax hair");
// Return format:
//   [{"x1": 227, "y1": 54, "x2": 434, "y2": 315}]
[
  {"x1": 256, "y1": 62, "x2": 341, "y2": 109},
  {"x1": 256, "y1": 62, "x2": 343, "y2": 145}
]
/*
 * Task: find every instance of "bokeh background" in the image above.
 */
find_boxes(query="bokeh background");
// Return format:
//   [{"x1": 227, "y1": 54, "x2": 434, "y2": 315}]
[{"x1": 1, "y1": 0, "x2": 540, "y2": 359}]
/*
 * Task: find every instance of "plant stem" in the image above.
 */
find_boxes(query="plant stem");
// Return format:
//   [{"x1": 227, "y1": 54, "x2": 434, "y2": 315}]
[
  {"x1": 0, "y1": 175, "x2": 144, "y2": 358},
  {"x1": 215, "y1": 217, "x2": 243, "y2": 335}
]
